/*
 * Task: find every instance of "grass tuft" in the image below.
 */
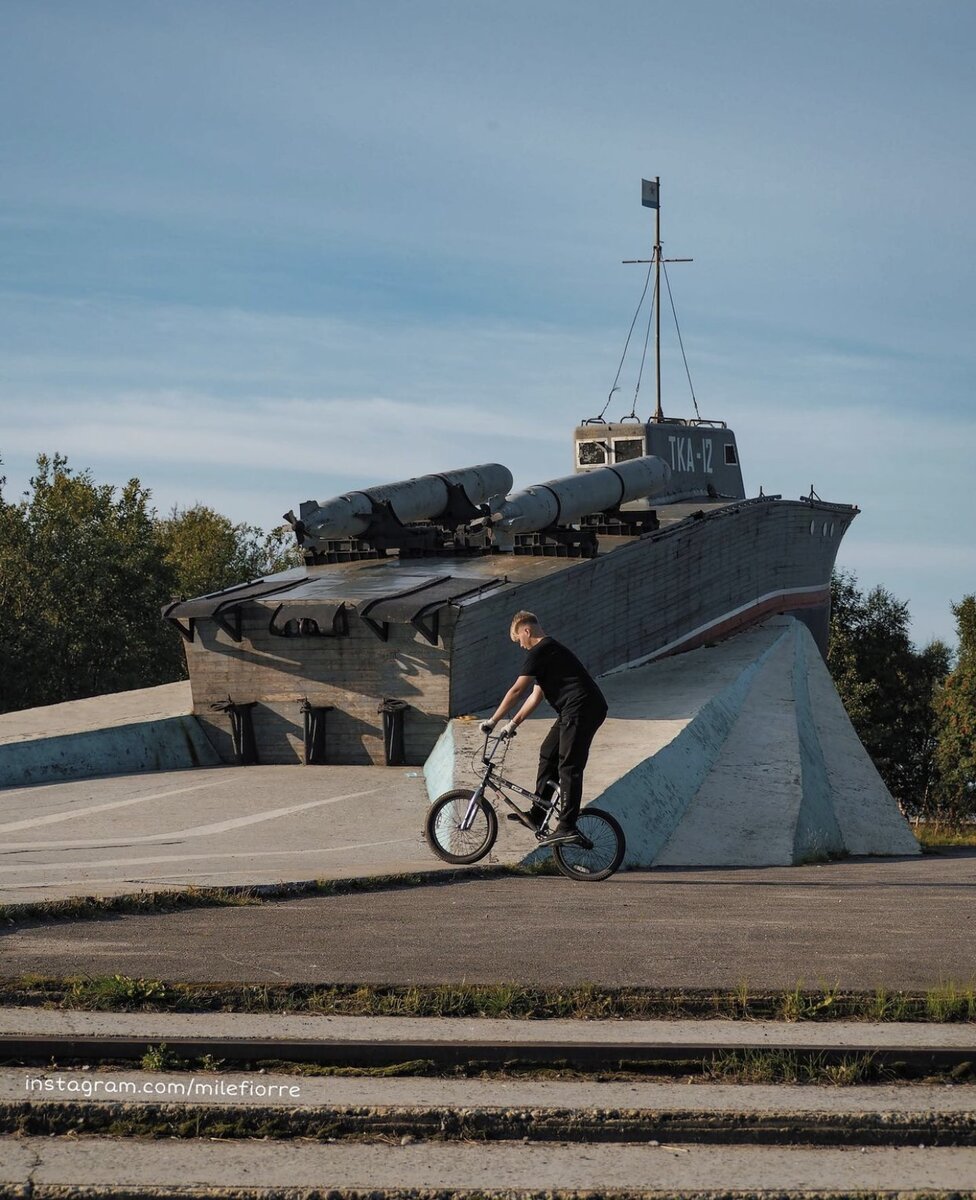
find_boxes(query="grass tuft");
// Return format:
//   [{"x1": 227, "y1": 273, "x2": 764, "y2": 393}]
[
  {"x1": 913, "y1": 821, "x2": 976, "y2": 849},
  {"x1": 69, "y1": 974, "x2": 173, "y2": 1009},
  {"x1": 925, "y1": 981, "x2": 976, "y2": 1023},
  {"x1": 704, "y1": 1049, "x2": 880, "y2": 1085},
  {"x1": 140, "y1": 1043, "x2": 186, "y2": 1071}
]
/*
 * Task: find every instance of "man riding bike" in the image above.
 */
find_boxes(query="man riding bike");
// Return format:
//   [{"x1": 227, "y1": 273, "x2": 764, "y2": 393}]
[{"x1": 480, "y1": 611, "x2": 608, "y2": 847}]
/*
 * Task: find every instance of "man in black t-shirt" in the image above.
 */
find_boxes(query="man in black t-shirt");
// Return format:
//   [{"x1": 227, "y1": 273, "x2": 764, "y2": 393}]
[{"x1": 480, "y1": 610, "x2": 608, "y2": 846}]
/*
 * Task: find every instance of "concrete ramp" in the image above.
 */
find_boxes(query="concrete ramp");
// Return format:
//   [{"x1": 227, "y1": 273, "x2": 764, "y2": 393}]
[
  {"x1": 0, "y1": 683, "x2": 220, "y2": 790},
  {"x1": 427, "y1": 617, "x2": 919, "y2": 867}
]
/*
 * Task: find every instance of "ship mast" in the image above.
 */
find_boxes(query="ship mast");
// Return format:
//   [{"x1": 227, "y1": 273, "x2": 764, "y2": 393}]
[
  {"x1": 639, "y1": 176, "x2": 665, "y2": 422},
  {"x1": 653, "y1": 179, "x2": 663, "y2": 423},
  {"x1": 628, "y1": 177, "x2": 692, "y2": 424}
]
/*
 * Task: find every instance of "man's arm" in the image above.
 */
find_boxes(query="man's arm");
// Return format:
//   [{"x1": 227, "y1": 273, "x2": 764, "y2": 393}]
[
  {"x1": 488, "y1": 675, "x2": 536, "y2": 725},
  {"x1": 509, "y1": 683, "x2": 545, "y2": 729}
]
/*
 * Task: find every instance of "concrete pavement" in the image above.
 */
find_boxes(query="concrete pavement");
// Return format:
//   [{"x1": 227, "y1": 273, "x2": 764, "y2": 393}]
[
  {"x1": 5, "y1": 1065, "x2": 976, "y2": 1117},
  {"x1": 3, "y1": 854, "x2": 974, "y2": 988},
  {"x1": 5, "y1": 1008, "x2": 976, "y2": 1050},
  {"x1": 4, "y1": 1136, "x2": 976, "y2": 1196},
  {"x1": 0, "y1": 715, "x2": 973, "y2": 994},
  {"x1": 0, "y1": 763, "x2": 530, "y2": 906},
  {"x1": 0, "y1": 682, "x2": 221, "y2": 789}
]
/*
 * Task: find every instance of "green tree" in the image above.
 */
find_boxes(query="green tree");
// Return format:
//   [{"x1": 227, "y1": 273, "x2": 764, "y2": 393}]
[
  {"x1": 0, "y1": 454, "x2": 301, "y2": 714},
  {"x1": 828, "y1": 569, "x2": 950, "y2": 814},
  {"x1": 0, "y1": 454, "x2": 182, "y2": 711},
  {"x1": 156, "y1": 505, "x2": 299, "y2": 601},
  {"x1": 0, "y1": 461, "x2": 34, "y2": 710},
  {"x1": 932, "y1": 596, "x2": 976, "y2": 825}
]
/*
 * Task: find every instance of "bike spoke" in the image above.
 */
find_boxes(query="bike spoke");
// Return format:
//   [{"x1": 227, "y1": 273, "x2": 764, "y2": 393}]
[
  {"x1": 434, "y1": 798, "x2": 490, "y2": 856},
  {"x1": 552, "y1": 810, "x2": 624, "y2": 880}
]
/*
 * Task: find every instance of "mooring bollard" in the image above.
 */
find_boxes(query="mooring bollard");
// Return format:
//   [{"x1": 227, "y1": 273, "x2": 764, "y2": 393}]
[
  {"x1": 300, "y1": 699, "x2": 333, "y2": 765},
  {"x1": 378, "y1": 698, "x2": 409, "y2": 766}
]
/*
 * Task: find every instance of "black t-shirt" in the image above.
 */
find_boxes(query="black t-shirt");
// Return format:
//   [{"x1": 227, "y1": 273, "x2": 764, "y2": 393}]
[{"x1": 521, "y1": 637, "x2": 607, "y2": 714}]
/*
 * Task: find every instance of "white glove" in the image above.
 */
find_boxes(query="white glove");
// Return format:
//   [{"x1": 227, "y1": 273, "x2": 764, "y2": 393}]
[
  {"x1": 498, "y1": 720, "x2": 518, "y2": 739},
  {"x1": 479, "y1": 719, "x2": 497, "y2": 734}
]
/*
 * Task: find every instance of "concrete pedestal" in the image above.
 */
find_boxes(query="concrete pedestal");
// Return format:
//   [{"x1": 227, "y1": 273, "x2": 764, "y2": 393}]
[{"x1": 428, "y1": 617, "x2": 919, "y2": 867}]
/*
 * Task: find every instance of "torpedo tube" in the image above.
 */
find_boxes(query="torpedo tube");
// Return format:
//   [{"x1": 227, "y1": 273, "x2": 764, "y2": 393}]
[
  {"x1": 291, "y1": 463, "x2": 514, "y2": 546},
  {"x1": 491, "y1": 455, "x2": 671, "y2": 534}
]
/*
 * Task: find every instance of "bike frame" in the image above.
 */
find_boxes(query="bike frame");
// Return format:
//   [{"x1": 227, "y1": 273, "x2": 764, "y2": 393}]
[{"x1": 460, "y1": 733, "x2": 562, "y2": 836}]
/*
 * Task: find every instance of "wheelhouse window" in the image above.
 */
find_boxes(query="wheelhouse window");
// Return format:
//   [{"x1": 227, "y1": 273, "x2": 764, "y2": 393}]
[
  {"x1": 724, "y1": 443, "x2": 738, "y2": 465},
  {"x1": 611, "y1": 437, "x2": 645, "y2": 463},
  {"x1": 577, "y1": 440, "x2": 608, "y2": 467}
]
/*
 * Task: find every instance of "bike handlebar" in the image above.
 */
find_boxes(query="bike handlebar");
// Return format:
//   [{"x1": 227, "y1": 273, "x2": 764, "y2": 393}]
[{"x1": 480, "y1": 730, "x2": 513, "y2": 765}]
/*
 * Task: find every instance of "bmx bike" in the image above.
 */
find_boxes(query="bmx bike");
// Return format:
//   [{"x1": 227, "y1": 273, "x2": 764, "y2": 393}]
[{"x1": 424, "y1": 731, "x2": 625, "y2": 882}]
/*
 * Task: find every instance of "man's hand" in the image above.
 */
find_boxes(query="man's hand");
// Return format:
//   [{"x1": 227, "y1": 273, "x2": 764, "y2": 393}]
[
  {"x1": 478, "y1": 719, "x2": 497, "y2": 734},
  {"x1": 498, "y1": 719, "x2": 518, "y2": 739}
]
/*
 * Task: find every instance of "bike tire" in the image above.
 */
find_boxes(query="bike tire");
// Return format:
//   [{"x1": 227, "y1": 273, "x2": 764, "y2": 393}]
[
  {"x1": 552, "y1": 808, "x2": 625, "y2": 882},
  {"x1": 424, "y1": 789, "x2": 498, "y2": 865}
]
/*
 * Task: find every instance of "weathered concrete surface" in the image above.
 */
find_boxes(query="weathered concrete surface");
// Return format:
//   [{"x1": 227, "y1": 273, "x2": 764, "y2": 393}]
[
  {"x1": 0, "y1": 764, "x2": 526, "y2": 906},
  {"x1": 3, "y1": 1135, "x2": 976, "y2": 1195},
  {"x1": 0, "y1": 684, "x2": 192, "y2": 744},
  {"x1": 432, "y1": 617, "x2": 919, "y2": 867},
  {"x1": 4, "y1": 1009, "x2": 976, "y2": 1053},
  {"x1": 4, "y1": 1065, "x2": 976, "y2": 1114},
  {"x1": 2, "y1": 855, "x2": 973, "y2": 988},
  {"x1": 0, "y1": 681, "x2": 219, "y2": 789}
]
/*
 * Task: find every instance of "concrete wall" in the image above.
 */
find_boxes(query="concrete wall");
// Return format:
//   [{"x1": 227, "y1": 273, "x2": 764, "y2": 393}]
[
  {"x1": 185, "y1": 605, "x2": 456, "y2": 766},
  {"x1": 0, "y1": 682, "x2": 222, "y2": 789}
]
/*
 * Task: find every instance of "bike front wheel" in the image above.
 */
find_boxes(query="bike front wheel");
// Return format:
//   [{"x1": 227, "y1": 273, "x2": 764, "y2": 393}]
[
  {"x1": 552, "y1": 808, "x2": 625, "y2": 882},
  {"x1": 425, "y1": 789, "x2": 498, "y2": 865}
]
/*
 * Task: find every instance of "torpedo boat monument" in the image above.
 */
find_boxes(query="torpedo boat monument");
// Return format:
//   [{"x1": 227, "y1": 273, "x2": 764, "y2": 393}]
[{"x1": 160, "y1": 180, "x2": 919, "y2": 868}]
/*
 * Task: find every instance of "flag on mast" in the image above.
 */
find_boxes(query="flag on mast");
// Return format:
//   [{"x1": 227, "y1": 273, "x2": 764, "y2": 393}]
[{"x1": 641, "y1": 178, "x2": 659, "y2": 209}]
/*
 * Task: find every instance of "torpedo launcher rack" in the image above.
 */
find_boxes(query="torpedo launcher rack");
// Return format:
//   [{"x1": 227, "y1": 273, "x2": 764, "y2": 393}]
[
  {"x1": 286, "y1": 455, "x2": 673, "y2": 565},
  {"x1": 284, "y1": 464, "x2": 513, "y2": 565}
]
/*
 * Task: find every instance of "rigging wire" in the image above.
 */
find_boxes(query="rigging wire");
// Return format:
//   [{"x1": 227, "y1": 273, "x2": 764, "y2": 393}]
[
  {"x1": 629, "y1": 270, "x2": 659, "y2": 419},
  {"x1": 662, "y1": 259, "x2": 702, "y2": 421},
  {"x1": 593, "y1": 252, "x2": 655, "y2": 421}
]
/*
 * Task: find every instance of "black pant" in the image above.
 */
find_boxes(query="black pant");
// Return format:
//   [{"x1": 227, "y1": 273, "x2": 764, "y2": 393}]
[{"x1": 534, "y1": 702, "x2": 608, "y2": 829}]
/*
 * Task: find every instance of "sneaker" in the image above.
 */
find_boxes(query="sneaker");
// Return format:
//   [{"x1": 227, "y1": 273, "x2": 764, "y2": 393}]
[{"x1": 537, "y1": 826, "x2": 582, "y2": 847}]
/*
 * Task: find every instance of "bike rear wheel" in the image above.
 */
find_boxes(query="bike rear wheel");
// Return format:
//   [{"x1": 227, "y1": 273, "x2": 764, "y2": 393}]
[
  {"x1": 552, "y1": 808, "x2": 625, "y2": 881},
  {"x1": 425, "y1": 789, "x2": 498, "y2": 865}
]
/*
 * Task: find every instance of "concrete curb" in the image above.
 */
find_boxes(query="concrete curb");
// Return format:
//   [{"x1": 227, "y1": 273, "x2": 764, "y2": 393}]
[
  {"x1": 0, "y1": 864, "x2": 521, "y2": 923},
  {"x1": 2, "y1": 1011, "x2": 975, "y2": 1072}
]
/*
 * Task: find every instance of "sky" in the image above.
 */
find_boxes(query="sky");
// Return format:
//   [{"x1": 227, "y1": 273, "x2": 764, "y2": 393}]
[{"x1": 1, "y1": 0, "x2": 974, "y2": 648}]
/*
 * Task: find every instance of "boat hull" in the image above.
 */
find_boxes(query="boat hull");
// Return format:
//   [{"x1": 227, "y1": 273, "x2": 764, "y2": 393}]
[{"x1": 175, "y1": 494, "x2": 856, "y2": 766}]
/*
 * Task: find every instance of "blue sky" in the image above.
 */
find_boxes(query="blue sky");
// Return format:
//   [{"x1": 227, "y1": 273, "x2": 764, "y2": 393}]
[{"x1": 2, "y1": 0, "x2": 974, "y2": 647}]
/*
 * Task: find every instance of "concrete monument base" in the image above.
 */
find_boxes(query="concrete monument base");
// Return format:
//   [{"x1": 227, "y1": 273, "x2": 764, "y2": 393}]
[
  {"x1": 428, "y1": 616, "x2": 920, "y2": 867},
  {"x1": 0, "y1": 682, "x2": 219, "y2": 790}
]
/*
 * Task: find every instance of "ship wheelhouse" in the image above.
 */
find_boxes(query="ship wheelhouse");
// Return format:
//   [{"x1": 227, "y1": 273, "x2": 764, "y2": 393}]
[{"x1": 574, "y1": 419, "x2": 745, "y2": 504}]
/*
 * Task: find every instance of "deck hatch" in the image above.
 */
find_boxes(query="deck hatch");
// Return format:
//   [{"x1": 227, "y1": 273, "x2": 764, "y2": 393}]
[
  {"x1": 163, "y1": 577, "x2": 304, "y2": 643},
  {"x1": 359, "y1": 575, "x2": 507, "y2": 644},
  {"x1": 266, "y1": 600, "x2": 349, "y2": 638}
]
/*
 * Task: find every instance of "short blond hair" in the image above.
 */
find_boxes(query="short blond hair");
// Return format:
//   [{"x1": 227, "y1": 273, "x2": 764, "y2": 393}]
[{"x1": 510, "y1": 610, "x2": 540, "y2": 641}]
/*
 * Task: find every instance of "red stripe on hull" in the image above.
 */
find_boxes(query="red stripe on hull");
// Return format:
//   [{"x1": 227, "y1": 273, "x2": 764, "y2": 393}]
[{"x1": 658, "y1": 589, "x2": 831, "y2": 660}]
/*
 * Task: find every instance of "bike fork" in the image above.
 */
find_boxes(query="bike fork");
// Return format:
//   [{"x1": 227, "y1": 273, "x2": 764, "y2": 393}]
[{"x1": 460, "y1": 786, "x2": 486, "y2": 831}]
